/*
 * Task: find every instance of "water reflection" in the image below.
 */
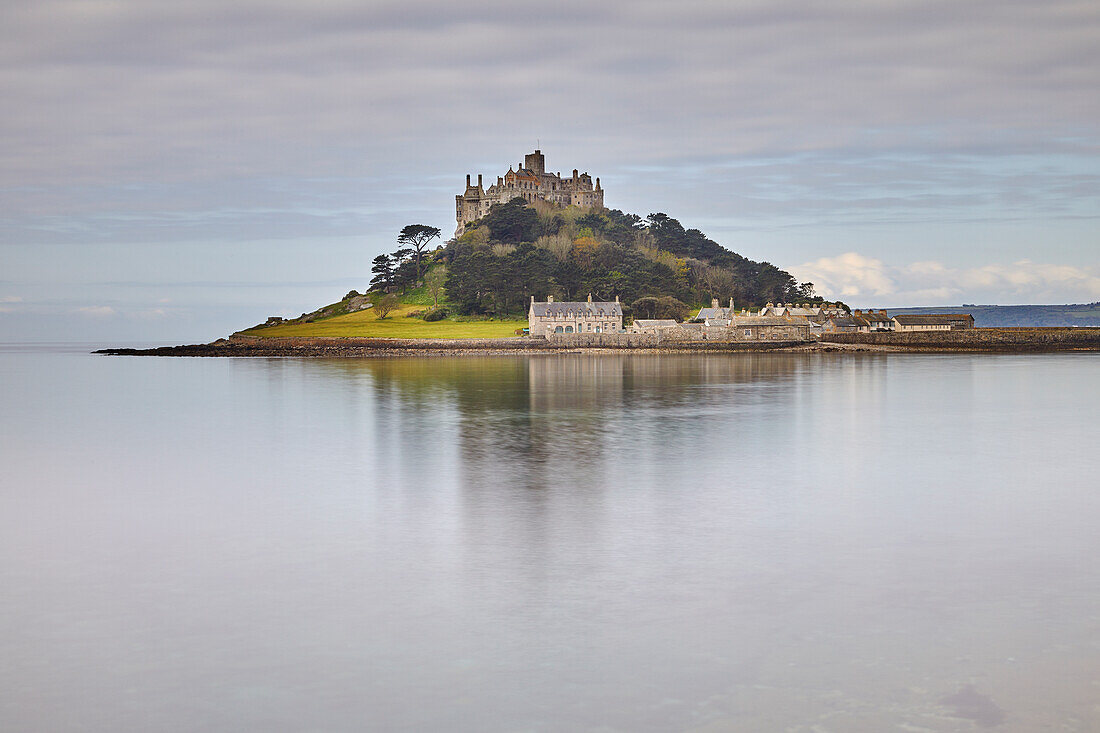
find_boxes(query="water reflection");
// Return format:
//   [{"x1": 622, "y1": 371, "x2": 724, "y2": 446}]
[{"x1": 2, "y1": 350, "x2": 1098, "y2": 732}]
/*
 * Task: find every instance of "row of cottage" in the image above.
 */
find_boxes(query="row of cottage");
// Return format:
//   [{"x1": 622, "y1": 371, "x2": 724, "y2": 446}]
[{"x1": 528, "y1": 296, "x2": 974, "y2": 341}]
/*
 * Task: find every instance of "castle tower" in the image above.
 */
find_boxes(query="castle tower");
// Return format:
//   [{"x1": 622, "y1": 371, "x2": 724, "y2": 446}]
[{"x1": 524, "y1": 149, "x2": 545, "y2": 175}]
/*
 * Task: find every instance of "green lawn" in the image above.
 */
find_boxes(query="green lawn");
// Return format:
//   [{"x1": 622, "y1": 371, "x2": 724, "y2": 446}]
[{"x1": 240, "y1": 304, "x2": 527, "y2": 339}]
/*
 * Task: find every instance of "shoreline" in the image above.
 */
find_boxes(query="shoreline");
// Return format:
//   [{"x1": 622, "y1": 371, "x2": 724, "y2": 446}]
[{"x1": 95, "y1": 328, "x2": 1100, "y2": 357}]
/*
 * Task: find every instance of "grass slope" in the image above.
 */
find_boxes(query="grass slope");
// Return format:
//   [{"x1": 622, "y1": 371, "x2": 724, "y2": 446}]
[{"x1": 241, "y1": 302, "x2": 526, "y2": 339}]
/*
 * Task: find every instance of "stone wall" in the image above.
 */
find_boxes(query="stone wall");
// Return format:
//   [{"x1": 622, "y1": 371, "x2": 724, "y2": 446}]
[
  {"x1": 821, "y1": 328, "x2": 1100, "y2": 350},
  {"x1": 544, "y1": 333, "x2": 804, "y2": 350}
]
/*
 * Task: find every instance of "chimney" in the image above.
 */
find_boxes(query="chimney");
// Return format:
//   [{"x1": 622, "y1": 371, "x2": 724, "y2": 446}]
[
  {"x1": 711, "y1": 298, "x2": 719, "y2": 308},
  {"x1": 477, "y1": 174, "x2": 482, "y2": 187},
  {"x1": 573, "y1": 169, "x2": 578, "y2": 179},
  {"x1": 547, "y1": 295, "x2": 554, "y2": 303},
  {"x1": 466, "y1": 174, "x2": 471, "y2": 187},
  {"x1": 854, "y1": 309, "x2": 862, "y2": 315},
  {"x1": 587, "y1": 293, "x2": 593, "y2": 303},
  {"x1": 879, "y1": 309, "x2": 887, "y2": 316},
  {"x1": 729, "y1": 298, "x2": 734, "y2": 310},
  {"x1": 531, "y1": 295, "x2": 535, "y2": 304},
  {"x1": 615, "y1": 295, "x2": 619, "y2": 303}
]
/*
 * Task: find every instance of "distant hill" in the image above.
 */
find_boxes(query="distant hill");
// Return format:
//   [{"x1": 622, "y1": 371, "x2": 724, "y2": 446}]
[{"x1": 887, "y1": 303, "x2": 1100, "y2": 327}]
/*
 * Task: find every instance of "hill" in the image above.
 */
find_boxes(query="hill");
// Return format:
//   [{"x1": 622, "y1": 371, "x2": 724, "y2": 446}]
[
  {"x1": 435, "y1": 200, "x2": 819, "y2": 317},
  {"x1": 245, "y1": 199, "x2": 825, "y2": 337},
  {"x1": 888, "y1": 303, "x2": 1100, "y2": 327}
]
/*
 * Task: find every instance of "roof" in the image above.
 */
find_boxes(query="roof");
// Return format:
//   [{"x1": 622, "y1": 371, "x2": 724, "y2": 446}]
[
  {"x1": 530, "y1": 301, "x2": 623, "y2": 318},
  {"x1": 893, "y1": 314, "x2": 972, "y2": 325},
  {"x1": 850, "y1": 314, "x2": 892, "y2": 327},
  {"x1": 633, "y1": 319, "x2": 678, "y2": 328},
  {"x1": 826, "y1": 317, "x2": 858, "y2": 328},
  {"x1": 695, "y1": 306, "x2": 732, "y2": 322}
]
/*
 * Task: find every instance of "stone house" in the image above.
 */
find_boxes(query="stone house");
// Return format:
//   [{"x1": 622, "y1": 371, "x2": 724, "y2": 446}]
[
  {"x1": 822, "y1": 316, "x2": 859, "y2": 333},
  {"x1": 851, "y1": 309, "x2": 894, "y2": 331},
  {"x1": 727, "y1": 316, "x2": 812, "y2": 341},
  {"x1": 630, "y1": 319, "x2": 679, "y2": 333},
  {"x1": 892, "y1": 314, "x2": 975, "y2": 331},
  {"x1": 693, "y1": 299, "x2": 736, "y2": 324},
  {"x1": 528, "y1": 295, "x2": 623, "y2": 337},
  {"x1": 456, "y1": 149, "x2": 604, "y2": 234}
]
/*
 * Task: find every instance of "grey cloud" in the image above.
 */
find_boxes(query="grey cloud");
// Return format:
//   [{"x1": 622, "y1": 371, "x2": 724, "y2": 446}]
[{"x1": 1, "y1": 0, "x2": 1099, "y2": 340}]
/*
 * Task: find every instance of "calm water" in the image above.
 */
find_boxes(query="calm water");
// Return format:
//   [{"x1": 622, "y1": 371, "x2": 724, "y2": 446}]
[{"x1": 1, "y1": 346, "x2": 1098, "y2": 732}]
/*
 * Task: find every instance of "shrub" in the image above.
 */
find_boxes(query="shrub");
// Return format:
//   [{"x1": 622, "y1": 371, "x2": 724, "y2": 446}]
[{"x1": 423, "y1": 308, "x2": 448, "y2": 322}]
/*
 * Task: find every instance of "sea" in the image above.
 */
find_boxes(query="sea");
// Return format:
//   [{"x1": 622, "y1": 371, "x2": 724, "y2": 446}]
[{"x1": 1, "y1": 344, "x2": 1098, "y2": 732}]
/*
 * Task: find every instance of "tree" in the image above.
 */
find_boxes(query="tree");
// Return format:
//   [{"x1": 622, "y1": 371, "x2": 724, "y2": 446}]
[
  {"x1": 376, "y1": 293, "x2": 399, "y2": 319},
  {"x1": 655, "y1": 296, "x2": 690, "y2": 321},
  {"x1": 397, "y1": 224, "x2": 441, "y2": 280},
  {"x1": 481, "y1": 198, "x2": 539, "y2": 244},
  {"x1": 370, "y1": 254, "x2": 393, "y2": 290},
  {"x1": 632, "y1": 297, "x2": 660, "y2": 319},
  {"x1": 425, "y1": 265, "x2": 447, "y2": 307}
]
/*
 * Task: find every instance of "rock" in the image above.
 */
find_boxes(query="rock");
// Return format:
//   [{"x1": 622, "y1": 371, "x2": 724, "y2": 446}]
[{"x1": 347, "y1": 296, "x2": 372, "y2": 312}]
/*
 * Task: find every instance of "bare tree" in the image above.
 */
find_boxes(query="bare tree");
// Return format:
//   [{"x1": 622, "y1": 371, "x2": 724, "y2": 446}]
[
  {"x1": 376, "y1": 293, "x2": 399, "y2": 319},
  {"x1": 535, "y1": 233, "x2": 573, "y2": 262},
  {"x1": 425, "y1": 266, "x2": 447, "y2": 308},
  {"x1": 703, "y1": 266, "x2": 737, "y2": 302}
]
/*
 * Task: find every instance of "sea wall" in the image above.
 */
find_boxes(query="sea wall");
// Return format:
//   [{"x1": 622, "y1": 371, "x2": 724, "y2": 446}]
[
  {"x1": 545, "y1": 333, "x2": 803, "y2": 350},
  {"x1": 821, "y1": 327, "x2": 1100, "y2": 350}
]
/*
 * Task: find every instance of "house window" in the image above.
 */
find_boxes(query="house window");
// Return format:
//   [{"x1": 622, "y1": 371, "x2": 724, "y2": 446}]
[
  {"x1": 565, "y1": 326, "x2": 573, "y2": 333},
  {"x1": 555, "y1": 326, "x2": 564, "y2": 333},
  {"x1": 744, "y1": 329, "x2": 752, "y2": 337}
]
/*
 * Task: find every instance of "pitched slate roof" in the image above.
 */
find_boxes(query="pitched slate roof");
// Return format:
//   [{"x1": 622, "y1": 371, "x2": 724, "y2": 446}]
[
  {"x1": 530, "y1": 301, "x2": 622, "y2": 318},
  {"x1": 695, "y1": 306, "x2": 733, "y2": 322}
]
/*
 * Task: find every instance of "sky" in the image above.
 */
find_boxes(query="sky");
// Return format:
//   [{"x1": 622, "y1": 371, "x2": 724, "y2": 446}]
[{"x1": 1, "y1": 0, "x2": 1098, "y2": 342}]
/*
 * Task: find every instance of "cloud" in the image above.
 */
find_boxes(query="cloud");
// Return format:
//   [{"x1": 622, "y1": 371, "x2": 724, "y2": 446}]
[
  {"x1": 74, "y1": 305, "x2": 117, "y2": 317},
  {"x1": 793, "y1": 252, "x2": 1100, "y2": 305},
  {"x1": 2, "y1": 1, "x2": 1098, "y2": 339},
  {"x1": 1, "y1": 295, "x2": 22, "y2": 303}
]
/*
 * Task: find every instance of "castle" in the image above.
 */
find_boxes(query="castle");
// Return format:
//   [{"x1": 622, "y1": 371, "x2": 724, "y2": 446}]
[{"x1": 456, "y1": 149, "x2": 604, "y2": 234}]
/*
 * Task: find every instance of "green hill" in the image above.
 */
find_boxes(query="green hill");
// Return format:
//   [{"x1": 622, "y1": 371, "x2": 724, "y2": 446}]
[
  {"x1": 440, "y1": 200, "x2": 819, "y2": 317},
  {"x1": 243, "y1": 199, "x2": 825, "y2": 337}
]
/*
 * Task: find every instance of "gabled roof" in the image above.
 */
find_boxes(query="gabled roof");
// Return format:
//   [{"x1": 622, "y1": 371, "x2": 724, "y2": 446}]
[
  {"x1": 695, "y1": 306, "x2": 732, "y2": 322},
  {"x1": 530, "y1": 301, "x2": 623, "y2": 318},
  {"x1": 633, "y1": 319, "x2": 678, "y2": 328}
]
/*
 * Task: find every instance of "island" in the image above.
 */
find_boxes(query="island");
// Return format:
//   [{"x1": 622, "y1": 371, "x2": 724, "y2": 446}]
[{"x1": 99, "y1": 149, "x2": 1100, "y2": 357}]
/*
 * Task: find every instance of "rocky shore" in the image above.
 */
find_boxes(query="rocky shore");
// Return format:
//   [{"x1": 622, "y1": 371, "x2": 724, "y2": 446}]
[{"x1": 95, "y1": 328, "x2": 1100, "y2": 357}]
